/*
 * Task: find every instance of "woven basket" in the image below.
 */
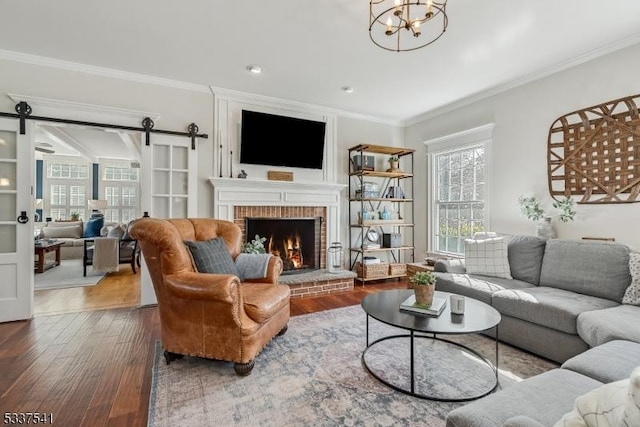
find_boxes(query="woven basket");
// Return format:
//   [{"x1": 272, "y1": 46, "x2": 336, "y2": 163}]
[
  {"x1": 355, "y1": 262, "x2": 389, "y2": 279},
  {"x1": 389, "y1": 263, "x2": 407, "y2": 276}
]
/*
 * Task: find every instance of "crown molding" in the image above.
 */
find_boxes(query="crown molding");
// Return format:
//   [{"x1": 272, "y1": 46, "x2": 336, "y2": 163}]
[
  {"x1": 403, "y1": 33, "x2": 640, "y2": 127},
  {"x1": 0, "y1": 49, "x2": 210, "y2": 94}
]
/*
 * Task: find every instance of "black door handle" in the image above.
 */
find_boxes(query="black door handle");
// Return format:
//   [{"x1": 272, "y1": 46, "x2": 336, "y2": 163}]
[{"x1": 17, "y1": 211, "x2": 29, "y2": 224}]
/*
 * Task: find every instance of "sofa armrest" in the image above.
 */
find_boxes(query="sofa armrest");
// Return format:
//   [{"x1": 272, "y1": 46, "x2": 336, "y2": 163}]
[{"x1": 434, "y1": 258, "x2": 466, "y2": 273}]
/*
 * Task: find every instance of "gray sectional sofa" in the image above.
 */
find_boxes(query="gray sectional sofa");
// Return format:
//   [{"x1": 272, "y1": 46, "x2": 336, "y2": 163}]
[
  {"x1": 434, "y1": 236, "x2": 640, "y2": 426},
  {"x1": 434, "y1": 236, "x2": 639, "y2": 363}
]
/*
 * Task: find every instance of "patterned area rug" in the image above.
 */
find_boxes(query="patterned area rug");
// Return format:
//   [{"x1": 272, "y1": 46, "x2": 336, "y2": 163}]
[{"x1": 148, "y1": 305, "x2": 557, "y2": 426}]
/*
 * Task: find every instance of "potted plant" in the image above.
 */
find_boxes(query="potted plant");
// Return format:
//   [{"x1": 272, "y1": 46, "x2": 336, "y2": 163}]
[
  {"x1": 241, "y1": 234, "x2": 267, "y2": 254},
  {"x1": 70, "y1": 212, "x2": 81, "y2": 221},
  {"x1": 410, "y1": 270, "x2": 437, "y2": 308},
  {"x1": 388, "y1": 155, "x2": 400, "y2": 172}
]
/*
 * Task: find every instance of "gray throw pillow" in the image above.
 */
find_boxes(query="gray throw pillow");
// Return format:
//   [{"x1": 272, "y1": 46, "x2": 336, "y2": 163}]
[{"x1": 184, "y1": 237, "x2": 239, "y2": 276}]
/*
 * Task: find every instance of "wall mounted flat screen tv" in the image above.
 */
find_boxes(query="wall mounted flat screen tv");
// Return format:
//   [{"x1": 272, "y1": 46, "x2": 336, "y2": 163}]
[{"x1": 240, "y1": 110, "x2": 326, "y2": 170}]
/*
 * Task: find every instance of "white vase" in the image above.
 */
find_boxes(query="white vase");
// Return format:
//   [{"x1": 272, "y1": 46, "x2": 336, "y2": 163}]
[{"x1": 536, "y1": 217, "x2": 556, "y2": 240}]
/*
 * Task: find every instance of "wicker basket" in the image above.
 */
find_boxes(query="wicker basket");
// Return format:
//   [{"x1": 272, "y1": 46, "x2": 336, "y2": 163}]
[
  {"x1": 389, "y1": 263, "x2": 407, "y2": 276},
  {"x1": 355, "y1": 261, "x2": 389, "y2": 279}
]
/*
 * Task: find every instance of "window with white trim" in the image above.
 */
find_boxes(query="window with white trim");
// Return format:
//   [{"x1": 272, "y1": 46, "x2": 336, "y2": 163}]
[
  {"x1": 433, "y1": 145, "x2": 485, "y2": 254},
  {"x1": 426, "y1": 124, "x2": 493, "y2": 256},
  {"x1": 44, "y1": 156, "x2": 91, "y2": 221},
  {"x1": 101, "y1": 161, "x2": 140, "y2": 223}
]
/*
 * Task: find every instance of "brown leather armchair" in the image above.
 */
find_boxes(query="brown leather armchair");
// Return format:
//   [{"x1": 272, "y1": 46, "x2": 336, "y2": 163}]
[{"x1": 129, "y1": 217, "x2": 290, "y2": 376}]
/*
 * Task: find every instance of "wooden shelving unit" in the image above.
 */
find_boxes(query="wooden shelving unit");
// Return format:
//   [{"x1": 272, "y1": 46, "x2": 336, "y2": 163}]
[{"x1": 348, "y1": 144, "x2": 415, "y2": 283}]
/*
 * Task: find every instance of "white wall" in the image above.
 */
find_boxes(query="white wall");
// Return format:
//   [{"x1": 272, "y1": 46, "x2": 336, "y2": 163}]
[{"x1": 406, "y1": 42, "x2": 640, "y2": 254}]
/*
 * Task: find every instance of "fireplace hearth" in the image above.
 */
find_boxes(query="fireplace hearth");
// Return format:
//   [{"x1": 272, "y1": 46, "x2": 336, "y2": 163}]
[{"x1": 245, "y1": 217, "x2": 322, "y2": 275}]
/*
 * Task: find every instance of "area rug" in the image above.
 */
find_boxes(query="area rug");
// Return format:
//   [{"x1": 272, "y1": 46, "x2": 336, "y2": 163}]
[
  {"x1": 34, "y1": 258, "x2": 106, "y2": 290},
  {"x1": 148, "y1": 305, "x2": 557, "y2": 426}
]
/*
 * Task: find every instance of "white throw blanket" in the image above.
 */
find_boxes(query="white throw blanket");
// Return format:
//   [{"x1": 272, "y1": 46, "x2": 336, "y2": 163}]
[{"x1": 93, "y1": 237, "x2": 119, "y2": 273}]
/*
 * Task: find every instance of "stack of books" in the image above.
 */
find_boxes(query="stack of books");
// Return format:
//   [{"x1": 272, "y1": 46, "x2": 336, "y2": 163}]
[
  {"x1": 400, "y1": 294, "x2": 447, "y2": 316},
  {"x1": 363, "y1": 256, "x2": 380, "y2": 264}
]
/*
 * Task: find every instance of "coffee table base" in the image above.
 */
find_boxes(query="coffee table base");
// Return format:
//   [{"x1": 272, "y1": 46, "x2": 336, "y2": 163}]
[{"x1": 362, "y1": 331, "x2": 499, "y2": 402}]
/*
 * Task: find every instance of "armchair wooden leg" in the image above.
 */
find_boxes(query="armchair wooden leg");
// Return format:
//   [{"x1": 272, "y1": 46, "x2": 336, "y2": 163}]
[
  {"x1": 277, "y1": 324, "x2": 288, "y2": 336},
  {"x1": 164, "y1": 351, "x2": 184, "y2": 365},
  {"x1": 234, "y1": 360, "x2": 255, "y2": 376}
]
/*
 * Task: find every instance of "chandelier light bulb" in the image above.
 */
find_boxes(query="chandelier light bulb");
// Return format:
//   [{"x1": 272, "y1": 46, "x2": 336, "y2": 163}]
[
  {"x1": 412, "y1": 20, "x2": 421, "y2": 37},
  {"x1": 426, "y1": 0, "x2": 434, "y2": 18},
  {"x1": 386, "y1": 16, "x2": 393, "y2": 34}
]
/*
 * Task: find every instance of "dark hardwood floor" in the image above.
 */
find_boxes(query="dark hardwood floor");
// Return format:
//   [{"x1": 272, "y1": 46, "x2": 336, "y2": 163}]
[{"x1": 1, "y1": 278, "x2": 407, "y2": 426}]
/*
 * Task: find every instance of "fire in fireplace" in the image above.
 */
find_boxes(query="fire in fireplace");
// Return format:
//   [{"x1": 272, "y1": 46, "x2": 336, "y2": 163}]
[{"x1": 245, "y1": 217, "x2": 322, "y2": 275}]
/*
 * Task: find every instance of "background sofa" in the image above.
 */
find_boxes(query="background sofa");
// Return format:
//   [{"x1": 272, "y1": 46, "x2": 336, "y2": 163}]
[
  {"x1": 434, "y1": 236, "x2": 640, "y2": 363},
  {"x1": 37, "y1": 220, "x2": 85, "y2": 259}
]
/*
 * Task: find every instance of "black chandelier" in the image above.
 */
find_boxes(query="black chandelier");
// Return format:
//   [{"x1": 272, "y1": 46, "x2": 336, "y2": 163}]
[{"x1": 369, "y1": 0, "x2": 448, "y2": 52}]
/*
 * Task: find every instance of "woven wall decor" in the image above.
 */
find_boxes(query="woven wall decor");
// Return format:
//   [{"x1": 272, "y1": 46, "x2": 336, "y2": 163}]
[{"x1": 547, "y1": 93, "x2": 640, "y2": 204}]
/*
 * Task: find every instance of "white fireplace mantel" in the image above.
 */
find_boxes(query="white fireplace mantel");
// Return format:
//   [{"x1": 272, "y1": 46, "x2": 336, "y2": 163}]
[{"x1": 209, "y1": 178, "x2": 347, "y2": 243}]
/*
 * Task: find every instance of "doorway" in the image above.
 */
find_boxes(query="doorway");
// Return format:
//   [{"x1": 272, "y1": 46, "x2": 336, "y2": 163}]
[{"x1": 33, "y1": 123, "x2": 142, "y2": 315}]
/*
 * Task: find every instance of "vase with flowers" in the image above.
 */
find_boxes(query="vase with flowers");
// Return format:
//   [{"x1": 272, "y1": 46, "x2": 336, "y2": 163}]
[{"x1": 518, "y1": 195, "x2": 576, "y2": 240}]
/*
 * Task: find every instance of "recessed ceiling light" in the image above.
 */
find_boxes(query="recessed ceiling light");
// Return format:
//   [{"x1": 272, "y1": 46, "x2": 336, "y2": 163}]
[
  {"x1": 341, "y1": 86, "x2": 354, "y2": 93},
  {"x1": 246, "y1": 64, "x2": 263, "y2": 74}
]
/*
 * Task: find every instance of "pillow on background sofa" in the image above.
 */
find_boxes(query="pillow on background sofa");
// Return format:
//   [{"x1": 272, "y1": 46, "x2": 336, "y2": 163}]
[
  {"x1": 83, "y1": 217, "x2": 104, "y2": 238},
  {"x1": 465, "y1": 236, "x2": 513, "y2": 279}
]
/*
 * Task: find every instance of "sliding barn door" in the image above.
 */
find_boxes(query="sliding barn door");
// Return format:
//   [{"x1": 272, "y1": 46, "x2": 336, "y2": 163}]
[
  {"x1": 0, "y1": 118, "x2": 34, "y2": 322},
  {"x1": 139, "y1": 134, "x2": 198, "y2": 304}
]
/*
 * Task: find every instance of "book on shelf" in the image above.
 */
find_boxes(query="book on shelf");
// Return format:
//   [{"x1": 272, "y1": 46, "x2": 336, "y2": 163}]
[
  {"x1": 363, "y1": 256, "x2": 380, "y2": 264},
  {"x1": 400, "y1": 294, "x2": 447, "y2": 316}
]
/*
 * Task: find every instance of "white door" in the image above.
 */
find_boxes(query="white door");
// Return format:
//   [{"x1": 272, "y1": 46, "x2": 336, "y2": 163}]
[
  {"x1": 0, "y1": 118, "x2": 34, "y2": 322},
  {"x1": 139, "y1": 134, "x2": 198, "y2": 304}
]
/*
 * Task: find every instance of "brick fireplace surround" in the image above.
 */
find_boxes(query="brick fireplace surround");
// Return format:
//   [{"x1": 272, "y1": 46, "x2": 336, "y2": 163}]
[{"x1": 210, "y1": 178, "x2": 355, "y2": 298}]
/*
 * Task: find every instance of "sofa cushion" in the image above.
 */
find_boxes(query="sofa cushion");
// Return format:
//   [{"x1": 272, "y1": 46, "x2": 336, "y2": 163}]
[
  {"x1": 562, "y1": 340, "x2": 640, "y2": 384},
  {"x1": 539, "y1": 239, "x2": 631, "y2": 303},
  {"x1": 83, "y1": 217, "x2": 104, "y2": 238},
  {"x1": 491, "y1": 287, "x2": 618, "y2": 335},
  {"x1": 464, "y1": 236, "x2": 513, "y2": 279},
  {"x1": 622, "y1": 252, "x2": 640, "y2": 305},
  {"x1": 445, "y1": 369, "x2": 602, "y2": 427},
  {"x1": 577, "y1": 304, "x2": 640, "y2": 347},
  {"x1": 507, "y1": 235, "x2": 546, "y2": 285},
  {"x1": 42, "y1": 225, "x2": 82, "y2": 239},
  {"x1": 184, "y1": 237, "x2": 239, "y2": 276},
  {"x1": 433, "y1": 272, "x2": 533, "y2": 305}
]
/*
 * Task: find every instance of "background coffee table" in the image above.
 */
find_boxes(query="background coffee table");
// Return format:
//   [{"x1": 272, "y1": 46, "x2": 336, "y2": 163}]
[
  {"x1": 34, "y1": 241, "x2": 64, "y2": 273},
  {"x1": 361, "y1": 289, "x2": 501, "y2": 402}
]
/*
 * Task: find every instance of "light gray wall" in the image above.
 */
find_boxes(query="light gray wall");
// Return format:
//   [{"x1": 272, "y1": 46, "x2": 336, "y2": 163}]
[{"x1": 405, "y1": 42, "x2": 640, "y2": 255}]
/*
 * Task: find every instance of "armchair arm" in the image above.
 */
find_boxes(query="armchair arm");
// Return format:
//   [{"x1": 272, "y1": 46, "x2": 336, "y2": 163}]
[{"x1": 164, "y1": 272, "x2": 241, "y2": 302}]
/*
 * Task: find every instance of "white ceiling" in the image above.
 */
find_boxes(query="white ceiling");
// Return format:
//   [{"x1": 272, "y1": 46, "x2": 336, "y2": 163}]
[{"x1": 2, "y1": 0, "x2": 640, "y2": 124}]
